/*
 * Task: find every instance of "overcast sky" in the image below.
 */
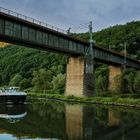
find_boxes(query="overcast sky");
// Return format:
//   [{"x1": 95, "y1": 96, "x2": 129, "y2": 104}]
[{"x1": 0, "y1": 0, "x2": 140, "y2": 32}]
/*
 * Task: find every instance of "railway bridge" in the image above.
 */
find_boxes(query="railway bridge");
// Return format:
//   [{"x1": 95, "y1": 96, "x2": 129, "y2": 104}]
[{"x1": 0, "y1": 7, "x2": 140, "y2": 97}]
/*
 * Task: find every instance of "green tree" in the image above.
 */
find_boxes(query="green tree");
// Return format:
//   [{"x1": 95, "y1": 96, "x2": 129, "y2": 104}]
[
  {"x1": 96, "y1": 75, "x2": 108, "y2": 92},
  {"x1": 134, "y1": 72, "x2": 140, "y2": 93},
  {"x1": 0, "y1": 74, "x2": 2, "y2": 86},
  {"x1": 123, "y1": 69, "x2": 136, "y2": 93},
  {"x1": 95, "y1": 65, "x2": 108, "y2": 92},
  {"x1": 19, "y1": 78, "x2": 31, "y2": 89},
  {"x1": 32, "y1": 69, "x2": 52, "y2": 93},
  {"x1": 9, "y1": 74, "x2": 23, "y2": 87},
  {"x1": 51, "y1": 73, "x2": 65, "y2": 94}
]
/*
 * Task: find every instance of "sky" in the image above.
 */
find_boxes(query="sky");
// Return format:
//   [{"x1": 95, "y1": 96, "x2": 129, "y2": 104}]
[{"x1": 0, "y1": 0, "x2": 140, "y2": 33}]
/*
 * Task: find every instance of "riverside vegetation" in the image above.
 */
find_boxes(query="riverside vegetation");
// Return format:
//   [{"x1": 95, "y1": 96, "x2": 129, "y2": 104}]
[{"x1": 0, "y1": 21, "x2": 140, "y2": 103}]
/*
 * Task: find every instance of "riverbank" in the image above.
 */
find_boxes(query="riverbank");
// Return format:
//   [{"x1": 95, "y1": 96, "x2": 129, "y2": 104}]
[{"x1": 28, "y1": 93, "x2": 140, "y2": 108}]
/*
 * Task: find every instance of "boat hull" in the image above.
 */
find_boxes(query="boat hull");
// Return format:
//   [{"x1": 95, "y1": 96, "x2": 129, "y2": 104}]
[{"x1": 0, "y1": 95, "x2": 26, "y2": 104}]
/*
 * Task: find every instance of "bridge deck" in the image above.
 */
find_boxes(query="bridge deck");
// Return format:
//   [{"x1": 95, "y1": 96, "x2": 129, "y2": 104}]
[{"x1": 0, "y1": 7, "x2": 140, "y2": 69}]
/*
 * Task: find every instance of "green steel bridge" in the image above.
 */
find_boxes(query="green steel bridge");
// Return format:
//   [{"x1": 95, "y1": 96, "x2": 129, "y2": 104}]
[
  {"x1": 0, "y1": 7, "x2": 139, "y2": 69},
  {"x1": 0, "y1": 7, "x2": 140, "y2": 96}
]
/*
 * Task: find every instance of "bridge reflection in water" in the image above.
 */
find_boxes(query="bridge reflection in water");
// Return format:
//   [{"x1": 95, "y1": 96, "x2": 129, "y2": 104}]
[
  {"x1": 65, "y1": 104, "x2": 95, "y2": 140},
  {"x1": 65, "y1": 104, "x2": 139, "y2": 140},
  {"x1": 0, "y1": 101, "x2": 139, "y2": 139}
]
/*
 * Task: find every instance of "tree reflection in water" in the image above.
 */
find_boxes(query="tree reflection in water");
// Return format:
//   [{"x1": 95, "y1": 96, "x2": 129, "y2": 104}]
[{"x1": 0, "y1": 100, "x2": 139, "y2": 140}]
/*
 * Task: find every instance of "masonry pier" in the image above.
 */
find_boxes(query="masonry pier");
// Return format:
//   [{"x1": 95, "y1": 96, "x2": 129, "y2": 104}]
[
  {"x1": 108, "y1": 65, "x2": 122, "y2": 92},
  {"x1": 65, "y1": 56, "x2": 94, "y2": 97}
]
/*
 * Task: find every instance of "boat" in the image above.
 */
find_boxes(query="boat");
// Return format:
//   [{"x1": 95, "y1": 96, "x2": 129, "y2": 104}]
[{"x1": 0, "y1": 87, "x2": 27, "y2": 104}]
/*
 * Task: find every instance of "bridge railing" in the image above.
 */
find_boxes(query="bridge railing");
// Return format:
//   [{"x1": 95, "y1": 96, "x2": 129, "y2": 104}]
[{"x1": 0, "y1": 7, "x2": 67, "y2": 34}]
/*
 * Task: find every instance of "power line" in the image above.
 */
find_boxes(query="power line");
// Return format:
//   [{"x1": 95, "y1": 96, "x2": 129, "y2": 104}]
[{"x1": 69, "y1": 22, "x2": 89, "y2": 33}]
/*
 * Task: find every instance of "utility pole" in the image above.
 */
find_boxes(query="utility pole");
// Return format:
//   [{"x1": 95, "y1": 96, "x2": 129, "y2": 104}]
[
  {"x1": 85, "y1": 21, "x2": 96, "y2": 96},
  {"x1": 86, "y1": 21, "x2": 94, "y2": 73},
  {"x1": 89, "y1": 21, "x2": 94, "y2": 58},
  {"x1": 67, "y1": 28, "x2": 71, "y2": 35},
  {"x1": 88, "y1": 21, "x2": 96, "y2": 96}
]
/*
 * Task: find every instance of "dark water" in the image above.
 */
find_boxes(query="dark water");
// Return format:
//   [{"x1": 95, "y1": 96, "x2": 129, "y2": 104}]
[{"x1": 0, "y1": 99, "x2": 140, "y2": 140}]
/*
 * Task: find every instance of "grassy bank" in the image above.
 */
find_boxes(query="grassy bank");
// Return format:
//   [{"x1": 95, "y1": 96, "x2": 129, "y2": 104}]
[{"x1": 28, "y1": 93, "x2": 140, "y2": 108}]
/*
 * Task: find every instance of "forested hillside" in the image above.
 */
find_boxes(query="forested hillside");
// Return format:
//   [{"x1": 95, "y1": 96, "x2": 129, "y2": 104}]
[
  {"x1": 0, "y1": 20, "x2": 140, "y2": 94},
  {"x1": 0, "y1": 45, "x2": 66, "y2": 93},
  {"x1": 77, "y1": 21, "x2": 140, "y2": 59}
]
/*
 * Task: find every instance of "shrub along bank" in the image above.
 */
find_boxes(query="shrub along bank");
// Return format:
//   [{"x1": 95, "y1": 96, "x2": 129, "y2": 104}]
[{"x1": 28, "y1": 93, "x2": 140, "y2": 108}]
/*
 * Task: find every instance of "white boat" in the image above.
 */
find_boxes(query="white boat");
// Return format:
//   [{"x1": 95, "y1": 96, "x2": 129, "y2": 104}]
[{"x1": 0, "y1": 87, "x2": 27, "y2": 104}]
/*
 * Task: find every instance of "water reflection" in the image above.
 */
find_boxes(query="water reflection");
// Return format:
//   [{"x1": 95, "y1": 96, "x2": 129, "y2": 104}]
[
  {"x1": 0, "y1": 100, "x2": 139, "y2": 140},
  {"x1": 65, "y1": 104, "x2": 140, "y2": 140},
  {"x1": 0, "y1": 105, "x2": 27, "y2": 123},
  {"x1": 65, "y1": 104, "x2": 95, "y2": 140},
  {"x1": 65, "y1": 104, "x2": 108, "y2": 140}
]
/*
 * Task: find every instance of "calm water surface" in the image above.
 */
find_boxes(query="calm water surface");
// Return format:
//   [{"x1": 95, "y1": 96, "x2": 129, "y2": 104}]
[{"x1": 0, "y1": 98, "x2": 140, "y2": 140}]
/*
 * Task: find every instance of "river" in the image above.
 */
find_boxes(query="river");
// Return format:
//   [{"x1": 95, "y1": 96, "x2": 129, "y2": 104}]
[{"x1": 0, "y1": 98, "x2": 139, "y2": 140}]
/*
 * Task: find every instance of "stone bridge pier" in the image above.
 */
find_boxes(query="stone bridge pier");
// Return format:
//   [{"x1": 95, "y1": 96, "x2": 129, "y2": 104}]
[
  {"x1": 108, "y1": 65, "x2": 122, "y2": 92},
  {"x1": 65, "y1": 56, "x2": 95, "y2": 97},
  {"x1": 65, "y1": 56, "x2": 124, "y2": 97}
]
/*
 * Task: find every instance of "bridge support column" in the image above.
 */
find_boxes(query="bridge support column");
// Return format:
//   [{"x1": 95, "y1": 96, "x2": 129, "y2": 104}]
[
  {"x1": 65, "y1": 56, "x2": 94, "y2": 97},
  {"x1": 108, "y1": 65, "x2": 122, "y2": 92}
]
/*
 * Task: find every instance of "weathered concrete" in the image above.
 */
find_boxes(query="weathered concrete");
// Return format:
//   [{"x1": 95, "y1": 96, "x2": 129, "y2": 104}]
[
  {"x1": 65, "y1": 56, "x2": 94, "y2": 97},
  {"x1": 108, "y1": 65, "x2": 122, "y2": 92}
]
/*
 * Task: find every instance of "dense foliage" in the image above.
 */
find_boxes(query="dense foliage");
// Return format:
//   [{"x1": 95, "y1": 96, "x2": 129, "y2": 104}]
[
  {"x1": 0, "y1": 20, "x2": 140, "y2": 94},
  {"x1": 0, "y1": 45, "x2": 66, "y2": 93}
]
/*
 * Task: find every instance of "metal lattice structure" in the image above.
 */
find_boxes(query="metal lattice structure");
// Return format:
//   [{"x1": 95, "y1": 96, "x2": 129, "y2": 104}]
[{"x1": 0, "y1": 7, "x2": 140, "y2": 69}]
